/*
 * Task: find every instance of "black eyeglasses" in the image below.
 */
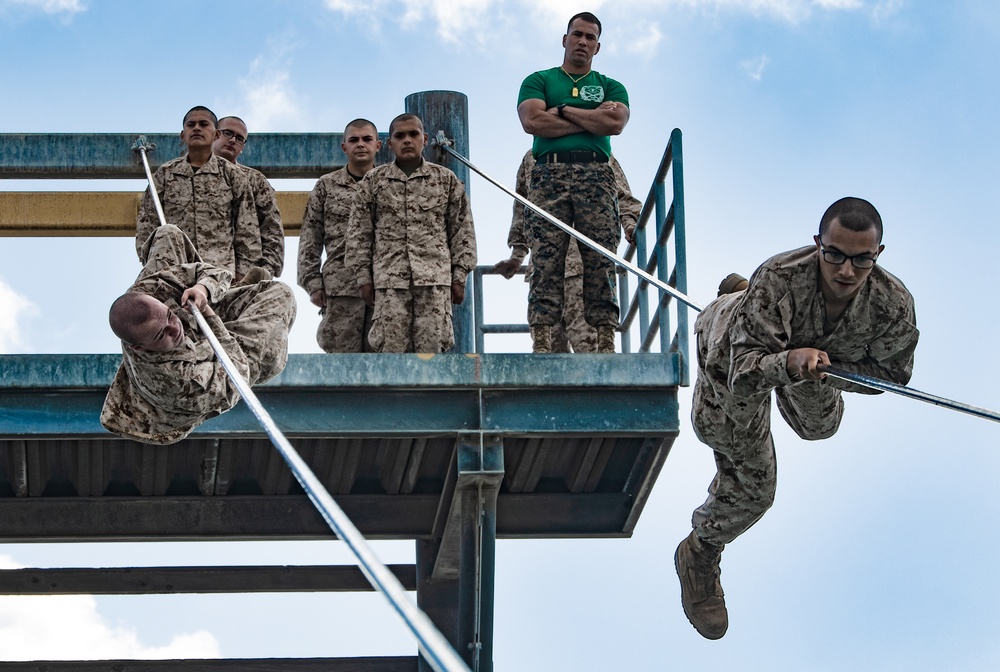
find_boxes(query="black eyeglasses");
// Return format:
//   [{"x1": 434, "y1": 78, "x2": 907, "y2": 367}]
[
  {"x1": 818, "y1": 240, "x2": 878, "y2": 269},
  {"x1": 220, "y1": 128, "x2": 247, "y2": 145}
]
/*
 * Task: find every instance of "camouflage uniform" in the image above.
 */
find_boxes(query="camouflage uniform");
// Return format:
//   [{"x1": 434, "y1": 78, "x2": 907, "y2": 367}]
[
  {"x1": 136, "y1": 155, "x2": 260, "y2": 278},
  {"x1": 102, "y1": 224, "x2": 296, "y2": 445},
  {"x1": 297, "y1": 167, "x2": 374, "y2": 352},
  {"x1": 690, "y1": 246, "x2": 918, "y2": 546},
  {"x1": 345, "y1": 159, "x2": 477, "y2": 353},
  {"x1": 240, "y1": 163, "x2": 285, "y2": 277},
  {"x1": 508, "y1": 151, "x2": 641, "y2": 351}
]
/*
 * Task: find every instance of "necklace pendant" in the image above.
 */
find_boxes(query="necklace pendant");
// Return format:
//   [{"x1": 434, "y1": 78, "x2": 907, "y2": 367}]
[{"x1": 572, "y1": 87, "x2": 579, "y2": 97}]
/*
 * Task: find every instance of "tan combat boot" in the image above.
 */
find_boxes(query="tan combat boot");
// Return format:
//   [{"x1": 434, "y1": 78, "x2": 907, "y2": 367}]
[
  {"x1": 674, "y1": 531, "x2": 729, "y2": 639},
  {"x1": 530, "y1": 325, "x2": 552, "y2": 354},
  {"x1": 596, "y1": 326, "x2": 616, "y2": 353}
]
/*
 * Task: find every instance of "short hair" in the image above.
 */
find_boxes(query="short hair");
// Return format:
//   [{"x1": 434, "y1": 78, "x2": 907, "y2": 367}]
[
  {"x1": 108, "y1": 292, "x2": 155, "y2": 345},
  {"x1": 182, "y1": 106, "x2": 218, "y2": 127},
  {"x1": 388, "y1": 113, "x2": 424, "y2": 136},
  {"x1": 344, "y1": 118, "x2": 378, "y2": 136},
  {"x1": 819, "y1": 197, "x2": 883, "y2": 243},
  {"x1": 218, "y1": 115, "x2": 247, "y2": 131},
  {"x1": 567, "y1": 12, "x2": 602, "y2": 37}
]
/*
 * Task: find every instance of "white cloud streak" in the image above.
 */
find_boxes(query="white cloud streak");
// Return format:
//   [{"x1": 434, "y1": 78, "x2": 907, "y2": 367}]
[
  {"x1": 0, "y1": 0, "x2": 86, "y2": 17},
  {"x1": 320, "y1": 0, "x2": 878, "y2": 50},
  {"x1": 234, "y1": 39, "x2": 308, "y2": 132},
  {"x1": 0, "y1": 279, "x2": 36, "y2": 353},
  {"x1": 741, "y1": 53, "x2": 770, "y2": 80},
  {"x1": 0, "y1": 556, "x2": 220, "y2": 661}
]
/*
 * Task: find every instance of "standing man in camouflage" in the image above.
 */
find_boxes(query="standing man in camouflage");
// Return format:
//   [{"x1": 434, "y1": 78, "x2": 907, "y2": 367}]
[
  {"x1": 297, "y1": 119, "x2": 382, "y2": 352},
  {"x1": 212, "y1": 115, "x2": 286, "y2": 277},
  {"x1": 102, "y1": 224, "x2": 296, "y2": 445},
  {"x1": 494, "y1": 149, "x2": 641, "y2": 352},
  {"x1": 517, "y1": 11, "x2": 630, "y2": 353},
  {"x1": 675, "y1": 197, "x2": 918, "y2": 639},
  {"x1": 135, "y1": 106, "x2": 260, "y2": 281},
  {"x1": 345, "y1": 113, "x2": 477, "y2": 353}
]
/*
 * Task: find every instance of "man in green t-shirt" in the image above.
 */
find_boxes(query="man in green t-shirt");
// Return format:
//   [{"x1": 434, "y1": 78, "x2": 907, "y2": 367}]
[{"x1": 516, "y1": 11, "x2": 630, "y2": 353}]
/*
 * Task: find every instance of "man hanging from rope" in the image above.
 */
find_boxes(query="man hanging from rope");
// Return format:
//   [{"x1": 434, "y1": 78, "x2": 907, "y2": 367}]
[
  {"x1": 676, "y1": 197, "x2": 918, "y2": 639},
  {"x1": 100, "y1": 224, "x2": 296, "y2": 445}
]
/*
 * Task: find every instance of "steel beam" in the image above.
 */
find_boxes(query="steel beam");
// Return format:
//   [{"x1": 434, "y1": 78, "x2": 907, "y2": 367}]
[
  {"x1": 0, "y1": 192, "x2": 310, "y2": 237},
  {"x1": 0, "y1": 564, "x2": 417, "y2": 594},
  {"x1": 0, "y1": 658, "x2": 418, "y2": 672},
  {"x1": 0, "y1": 492, "x2": 641, "y2": 541},
  {"x1": 0, "y1": 133, "x2": 394, "y2": 179}
]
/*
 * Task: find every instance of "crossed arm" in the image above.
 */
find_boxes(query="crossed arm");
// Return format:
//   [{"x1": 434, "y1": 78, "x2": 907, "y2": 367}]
[{"x1": 517, "y1": 99, "x2": 630, "y2": 138}]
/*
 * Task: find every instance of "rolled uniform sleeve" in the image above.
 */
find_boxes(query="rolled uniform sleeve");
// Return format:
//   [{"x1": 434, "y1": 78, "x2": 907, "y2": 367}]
[
  {"x1": 728, "y1": 270, "x2": 798, "y2": 398},
  {"x1": 446, "y1": 176, "x2": 477, "y2": 285},
  {"x1": 297, "y1": 178, "x2": 329, "y2": 296}
]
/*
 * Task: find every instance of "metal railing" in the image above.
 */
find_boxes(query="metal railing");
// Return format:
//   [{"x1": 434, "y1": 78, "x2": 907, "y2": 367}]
[{"x1": 470, "y1": 129, "x2": 691, "y2": 383}]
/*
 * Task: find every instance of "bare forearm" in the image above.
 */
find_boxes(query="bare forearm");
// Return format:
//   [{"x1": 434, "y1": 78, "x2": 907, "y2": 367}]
[{"x1": 561, "y1": 103, "x2": 629, "y2": 136}]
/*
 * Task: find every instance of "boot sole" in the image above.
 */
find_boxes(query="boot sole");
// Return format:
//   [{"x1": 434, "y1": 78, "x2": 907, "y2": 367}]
[{"x1": 674, "y1": 541, "x2": 728, "y2": 640}]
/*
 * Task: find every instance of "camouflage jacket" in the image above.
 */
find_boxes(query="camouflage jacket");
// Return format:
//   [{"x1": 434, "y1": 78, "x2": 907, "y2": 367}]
[
  {"x1": 241, "y1": 163, "x2": 285, "y2": 277},
  {"x1": 100, "y1": 261, "x2": 248, "y2": 445},
  {"x1": 697, "y1": 245, "x2": 918, "y2": 412},
  {"x1": 346, "y1": 159, "x2": 477, "y2": 289},
  {"x1": 297, "y1": 167, "x2": 364, "y2": 297},
  {"x1": 136, "y1": 155, "x2": 261, "y2": 277},
  {"x1": 507, "y1": 150, "x2": 641, "y2": 278}
]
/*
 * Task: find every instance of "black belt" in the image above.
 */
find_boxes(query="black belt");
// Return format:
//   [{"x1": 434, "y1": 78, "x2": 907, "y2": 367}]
[{"x1": 538, "y1": 151, "x2": 609, "y2": 164}]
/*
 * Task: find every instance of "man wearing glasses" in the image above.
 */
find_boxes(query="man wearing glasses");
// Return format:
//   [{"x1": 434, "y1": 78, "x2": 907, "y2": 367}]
[
  {"x1": 136, "y1": 106, "x2": 260, "y2": 282},
  {"x1": 675, "y1": 197, "x2": 918, "y2": 640},
  {"x1": 213, "y1": 116, "x2": 286, "y2": 278}
]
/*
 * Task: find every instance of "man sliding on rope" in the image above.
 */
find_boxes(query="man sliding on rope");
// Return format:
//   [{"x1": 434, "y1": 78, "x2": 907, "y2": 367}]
[
  {"x1": 101, "y1": 224, "x2": 296, "y2": 445},
  {"x1": 676, "y1": 197, "x2": 919, "y2": 639}
]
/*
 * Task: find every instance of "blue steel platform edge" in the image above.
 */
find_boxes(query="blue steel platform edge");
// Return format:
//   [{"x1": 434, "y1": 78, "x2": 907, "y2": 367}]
[{"x1": 0, "y1": 353, "x2": 682, "y2": 390}]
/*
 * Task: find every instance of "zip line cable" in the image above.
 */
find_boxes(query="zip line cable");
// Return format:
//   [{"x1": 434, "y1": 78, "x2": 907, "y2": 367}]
[
  {"x1": 187, "y1": 303, "x2": 472, "y2": 672},
  {"x1": 431, "y1": 132, "x2": 1000, "y2": 425},
  {"x1": 131, "y1": 136, "x2": 472, "y2": 672},
  {"x1": 822, "y1": 366, "x2": 1000, "y2": 424},
  {"x1": 431, "y1": 131, "x2": 705, "y2": 312}
]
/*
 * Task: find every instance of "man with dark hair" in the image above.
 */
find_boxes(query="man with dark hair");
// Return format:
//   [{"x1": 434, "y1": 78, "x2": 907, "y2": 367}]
[
  {"x1": 102, "y1": 224, "x2": 295, "y2": 445},
  {"x1": 675, "y1": 197, "x2": 918, "y2": 639},
  {"x1": 345, "y1": 113, "x2": 477, "y2": 353},
  {"x1": 297, "y1": 118, "x2": 382, "y2": 352},
  {"x1": 517, "y1": 12, "x2": 629, "y2": 353},
  {"x1": 494, "y1": 148, "x2": 641, "y2": 352},
  {"x1": 135, "y1": 106, "x2": 260, "y2": 281},
  {"x1": 212, "y1": 115, "x2": 286, "y2": 277}
]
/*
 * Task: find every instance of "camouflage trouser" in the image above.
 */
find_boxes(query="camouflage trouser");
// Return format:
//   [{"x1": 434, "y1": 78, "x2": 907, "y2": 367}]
[
  {"x1": 317, "y1": 296, "x2": 374, "y2": 353},
  {"x1": 690, "y1": 294, "x2": 844, "y2": 546},
  {"x1": 552, "y1": 273, "x2": 597, "y2": 353},
  {"x1": 143, "y1": 224, "x2": 296, "y2": 385},
  {"x1": 220, "y1": 278, "x2": 296, "y2": 385},
  {"x1": 525, "y1": 161, "x2": 620, "y2": 328},
  {"x1": 369, "y1": 285, "x2": 453, "y2": 353}
]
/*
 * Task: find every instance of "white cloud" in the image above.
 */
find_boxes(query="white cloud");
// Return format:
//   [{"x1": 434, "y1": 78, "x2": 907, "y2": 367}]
[
  {"x1": 0, "y1": 555, "x2": 220, "y2": 661},
  {"x1": 235, "y1": 39, "x2": 308, "y2": 132},
  {"x1": 741, "y1": 53, "x2": 770, "y2": 80},
  {"x1": 0, "y1": 279, "x2": 37, "y2": 353},
  {"x1": 814, "y1": 0, "x2": 862, "y2": 9},
  {"x1": 624, "y1": 22, "x2": 663, "y2": 58},
  {"x1": 872, "y1": 0, "x2": 904, "y2": 24},
  {"x1": 320, "y1": 0, "x2": 874, "y2": 46},
  {"x1": 0, "y1": 0, "x2": 86, "y2": 17}
]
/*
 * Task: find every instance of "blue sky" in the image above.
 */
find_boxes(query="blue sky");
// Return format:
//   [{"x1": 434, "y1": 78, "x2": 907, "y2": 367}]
[{"x1": 1, "y1": 0, "x2": 999, "y2": 669}]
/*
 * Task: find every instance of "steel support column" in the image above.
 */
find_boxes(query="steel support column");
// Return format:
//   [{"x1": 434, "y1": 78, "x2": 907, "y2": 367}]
[
  {"x1": 404, "y1": 90, "x2": 474, "y2": 353},
  {"x1": 419, "y1": 433, "x2": 502, "y2": 672}
]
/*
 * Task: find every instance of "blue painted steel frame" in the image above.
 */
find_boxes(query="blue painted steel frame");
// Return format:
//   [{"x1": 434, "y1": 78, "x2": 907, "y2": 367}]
[
  {"x1": 0, "y1": 354, "x2": 682, "y2": 438},
  {"x1": 473, "y1": 128, "x2": 690, "y2": 386}
]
